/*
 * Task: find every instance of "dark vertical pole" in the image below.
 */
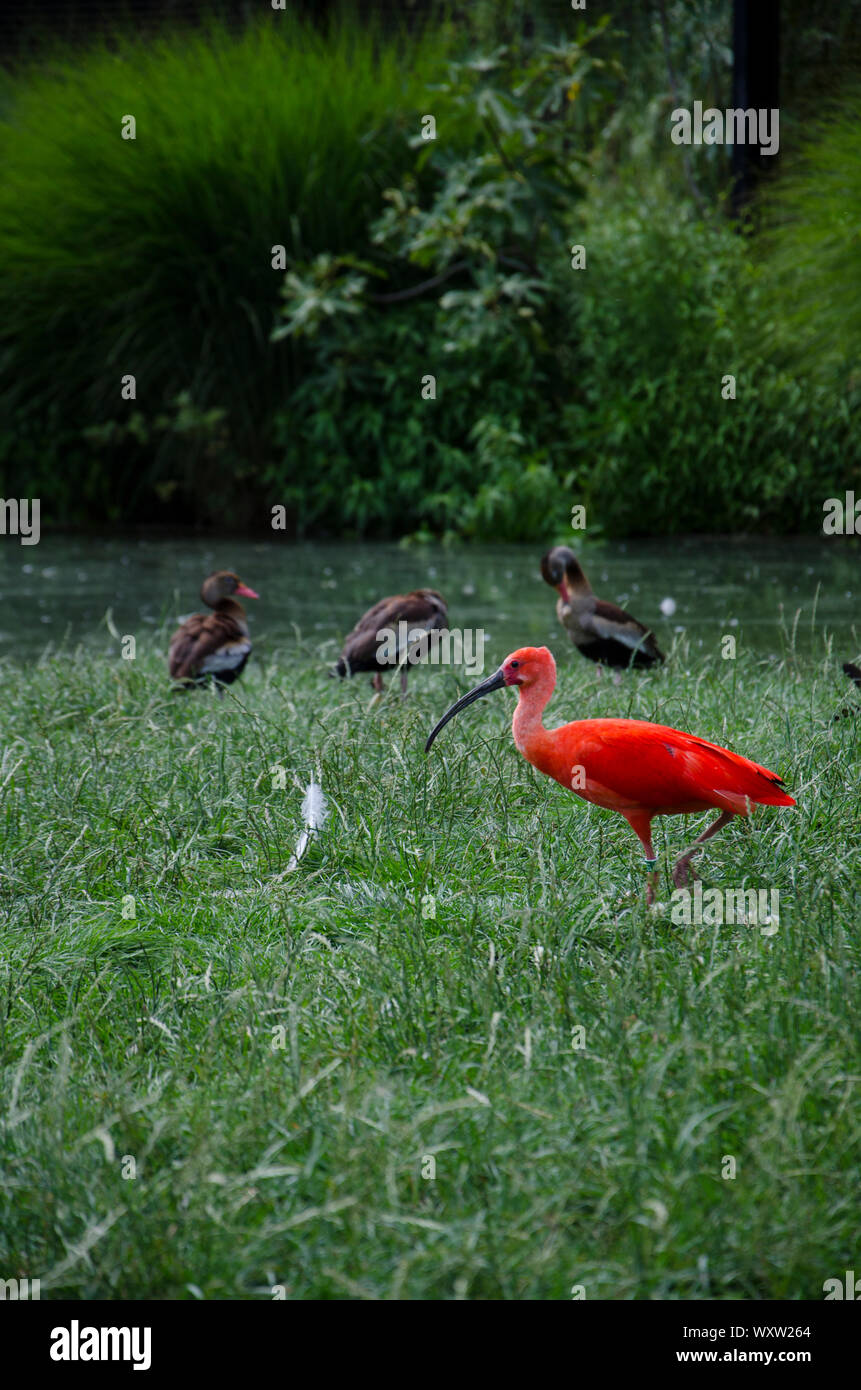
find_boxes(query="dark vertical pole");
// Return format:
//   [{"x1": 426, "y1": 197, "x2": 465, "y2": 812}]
[{"x1": 732, "y1": 0, "x2": 781, "y2": 214}]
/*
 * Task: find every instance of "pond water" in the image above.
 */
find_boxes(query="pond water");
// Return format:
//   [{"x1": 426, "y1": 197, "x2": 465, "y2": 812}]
[{"x1": 0, "y1": 533, "x2": 858, "y2": 669}]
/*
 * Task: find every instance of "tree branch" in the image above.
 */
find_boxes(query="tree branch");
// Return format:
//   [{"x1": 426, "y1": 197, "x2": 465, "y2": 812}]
[{"x1": 367, "y1": 260, "x2": 471, "y2": 304}]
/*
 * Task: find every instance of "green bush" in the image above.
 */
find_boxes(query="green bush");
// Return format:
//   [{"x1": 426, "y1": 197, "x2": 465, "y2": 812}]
[
  {"x1": 266, "y1": 274, "x2": 563, "y2": 541},
  {"x1": 1, "y1": 10, "x2": 858, "y2": 538},
  {"x1": 555, "y1": 179, "x2": 860, "y2": 536},
  {"x1": 263, "y1": 29, "x2": 616, "y2": 540},
  {"x1": 0, "y1": 14, "x2": 454, "y2": 520},
  {"x1": 263, "y1": 43, "x2": 859, "y2": 542}
]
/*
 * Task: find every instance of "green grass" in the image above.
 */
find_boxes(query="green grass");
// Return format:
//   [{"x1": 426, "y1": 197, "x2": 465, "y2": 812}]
[{"x1": 0, "y1": 637, "x2": 859, "y2": 1299}]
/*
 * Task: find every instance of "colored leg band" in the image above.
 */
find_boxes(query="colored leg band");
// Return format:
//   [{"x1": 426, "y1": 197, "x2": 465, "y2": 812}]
[{"x1": 645, "y1": 859, "x2": 658, "y2": 869}]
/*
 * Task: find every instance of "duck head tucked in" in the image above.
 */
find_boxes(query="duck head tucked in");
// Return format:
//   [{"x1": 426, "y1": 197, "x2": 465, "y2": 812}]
[{"x1": 335, "y1": 587, "x2": 448, "y2": 696}]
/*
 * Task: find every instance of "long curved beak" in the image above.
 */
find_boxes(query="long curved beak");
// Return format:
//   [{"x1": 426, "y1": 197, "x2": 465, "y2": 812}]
[{"x1": 424, "y1": 668, "x2": 506, "y2": 753}]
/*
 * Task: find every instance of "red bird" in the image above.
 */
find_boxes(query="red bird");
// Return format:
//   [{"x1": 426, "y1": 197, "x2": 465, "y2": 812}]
[
  {"x1": 425, "y1": 646, "x2": 795, "y2": 902},
  {"x1": 169, "y1": 571, "x2": 258, "y2": 689}
]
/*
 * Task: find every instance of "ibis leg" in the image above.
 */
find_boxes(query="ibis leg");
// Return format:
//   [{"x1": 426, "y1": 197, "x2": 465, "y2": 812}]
[
  {"x1": 673, "y1": 811, "x2": 735, "y2": 887},
  {"x1": 625, "y1": 812, "x2": 659, "y2": 904}
]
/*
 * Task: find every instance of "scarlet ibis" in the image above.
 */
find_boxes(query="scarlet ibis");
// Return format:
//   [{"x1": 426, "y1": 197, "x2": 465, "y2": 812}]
[
  {"x1": 168, "y1": 571, "x2": 258, "y2": 688},
  {"x1": 541, "y1": 546, "x2": 664, "y2": 669},
  {"x1": 335, "y1": 589, "x2": 448, "y2": 694},
  {"x1": 425, "y1": 646, "x2": 795, "y2": 903}
]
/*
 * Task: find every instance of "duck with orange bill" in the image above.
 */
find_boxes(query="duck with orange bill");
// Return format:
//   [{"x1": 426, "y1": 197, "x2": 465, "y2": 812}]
[
  {"x1": 168, "y1": 570, "x2": 258, "y2": 689},
  {"x1": 425, "y1": 646, "x2": 795, "y2": 904}
]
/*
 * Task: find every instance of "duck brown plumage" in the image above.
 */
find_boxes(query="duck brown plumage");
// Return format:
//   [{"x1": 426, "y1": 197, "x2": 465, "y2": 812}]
[
  {"x1": 540, "y1": 547, "x2": 663, "y2": 669},
  {"x1": 335, "y1": 588, "x2": 448, "y2": 693},
  {"x1": 169, "y1": 571, "x2": 259, "y2": 688},
  {"x1": 835, "y1": 660, "x2": 861, "y2": 719}
]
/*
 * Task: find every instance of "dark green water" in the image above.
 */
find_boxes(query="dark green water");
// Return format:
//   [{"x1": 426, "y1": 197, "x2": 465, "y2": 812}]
[{"x1": 0, "y1": 534, "x2": 859, "y2": 669}]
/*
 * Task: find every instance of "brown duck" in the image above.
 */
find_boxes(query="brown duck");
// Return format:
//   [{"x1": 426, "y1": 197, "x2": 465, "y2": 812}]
[
  {"x1": 541, "y1": 547, "x2": 663, "y2": 670},
  {"x1": 169, "y1": 571, "x2": 259, "y2": 688},
  {"x1": 835, "y1": 661, "x2": 861, "y2": 719},
  {"x1": 334, "y1": 589, "x2": 448, "y2": 693}
]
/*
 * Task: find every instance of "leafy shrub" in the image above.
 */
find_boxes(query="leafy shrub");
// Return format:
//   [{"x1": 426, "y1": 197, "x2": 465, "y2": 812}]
[
  {"x1": 0, "y1": 14, "x2": 454, "y2": 519},
  {"x1": 2, "y1": 9, "x2": 858, "y2": 539},
  {"x1": 263, "y1": 28, "x2": 616, "y2": 539},
  {"x1": 554, "y1": 178, "x2": 860, "y2": 536},
  {"x1": 265, "y1": 37, "x2": 859, "y2": 542}
]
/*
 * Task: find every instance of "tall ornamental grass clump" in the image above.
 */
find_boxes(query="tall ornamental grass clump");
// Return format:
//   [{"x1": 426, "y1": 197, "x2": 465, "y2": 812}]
[
  {"x1": 756, "y1": 84, "x2": 861, "y2": 395},
  {"x1": 0, "y1": 15, "x2": 454, "y2": 519}
]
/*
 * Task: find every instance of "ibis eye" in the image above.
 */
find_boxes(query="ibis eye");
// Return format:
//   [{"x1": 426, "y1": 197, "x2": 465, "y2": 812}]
[{"x1": 510, "y1": 660, "x2": 520, "y2": 669}]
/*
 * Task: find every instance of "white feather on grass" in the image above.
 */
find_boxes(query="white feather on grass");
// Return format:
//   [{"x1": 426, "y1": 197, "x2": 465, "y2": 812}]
[{"x1": 284, "y1": 780, "x2": 329, "y2": 873}]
